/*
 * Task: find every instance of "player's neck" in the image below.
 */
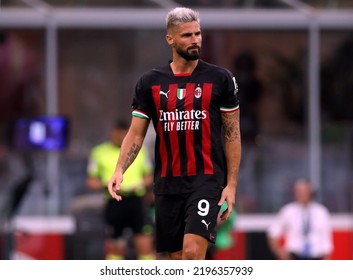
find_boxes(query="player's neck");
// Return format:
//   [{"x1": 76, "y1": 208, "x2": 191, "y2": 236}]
[{"x1": 170, "y1": 58, "x2": 198, "y2": 75}]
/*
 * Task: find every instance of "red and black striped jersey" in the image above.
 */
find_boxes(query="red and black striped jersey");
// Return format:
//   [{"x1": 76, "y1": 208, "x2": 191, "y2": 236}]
[{"x1": 132, "y1": 59, "x2": 239, "y2": 195}]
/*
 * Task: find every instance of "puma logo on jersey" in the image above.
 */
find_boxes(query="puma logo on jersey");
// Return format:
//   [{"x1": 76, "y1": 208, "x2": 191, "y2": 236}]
[
  {"x1": 159, "y1": 90, "x2": 169, "y2": 98},
  {"x1": 201, "y1": 219, "x2": 211, "y2": 230}
]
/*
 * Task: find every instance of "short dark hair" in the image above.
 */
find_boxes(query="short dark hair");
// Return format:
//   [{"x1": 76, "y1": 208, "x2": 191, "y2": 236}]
[{"x1": 113, "y1": 119, "x2": 129, "y2": 130}]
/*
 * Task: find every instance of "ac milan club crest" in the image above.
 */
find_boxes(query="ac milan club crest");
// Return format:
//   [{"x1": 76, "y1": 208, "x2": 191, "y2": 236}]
[{"x1": 194, "y1": 85, "x2": 202, "y2": 98}]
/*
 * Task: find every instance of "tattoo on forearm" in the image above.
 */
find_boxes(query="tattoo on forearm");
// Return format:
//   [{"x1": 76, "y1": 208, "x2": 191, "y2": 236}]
[
  {"x1": 222, "y1": 111, "x2": 241, "y2": 142},
  {"x1": 122, "y1": 143, "x2": 140, "y2": 172}
]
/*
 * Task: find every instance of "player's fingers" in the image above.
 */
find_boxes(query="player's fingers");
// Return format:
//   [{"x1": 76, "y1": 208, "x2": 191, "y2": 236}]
[
  {"x1": 109, "y1": 182, "x2": 122, "y2": 201},
  {"x1": 108, "y1": 175, "x2": 124, "y2": 202},
  {"x1": 107, "y1": 180, "x2": 115, "y2": 197},
  {"x1": 108, "y1": 178, "x2": 119, "y2": 197},
  {"x1": 227, "y1": 200, "x2": 234, "y2": 213},
  {"x1": 218, "y1": 195, "x2": 225, "y2": 206},
  {"x1": 112, "y1": 193, "x2": 122, "y2": 201}
]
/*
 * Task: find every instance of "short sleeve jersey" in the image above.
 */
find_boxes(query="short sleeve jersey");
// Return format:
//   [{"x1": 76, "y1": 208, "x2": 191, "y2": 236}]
[{"x1": 132, "y1": 59, "x2": 239, "y2": 195}]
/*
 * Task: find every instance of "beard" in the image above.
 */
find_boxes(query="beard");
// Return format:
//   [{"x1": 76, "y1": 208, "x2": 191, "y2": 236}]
[{"x1": 175, "y1": 45, "x2": 201, "y2": 61}]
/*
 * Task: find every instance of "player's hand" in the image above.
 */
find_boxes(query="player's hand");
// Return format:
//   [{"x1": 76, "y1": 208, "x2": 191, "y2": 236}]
[
  {"x1": 107, "y1": 171, "x2": 123, "y2": 201},
  {"x1": 218, "y1": 186, "x2": 235, "y2": 221}
]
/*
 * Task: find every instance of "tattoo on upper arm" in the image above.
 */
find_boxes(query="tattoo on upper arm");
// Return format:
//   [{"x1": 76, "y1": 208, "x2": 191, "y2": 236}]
[
  {"x1": 122, "y1": 143, "x2": 140, "y2": 172},
  {"x1": 222, "y1": 111, "x2": 241, "y2": 143}
]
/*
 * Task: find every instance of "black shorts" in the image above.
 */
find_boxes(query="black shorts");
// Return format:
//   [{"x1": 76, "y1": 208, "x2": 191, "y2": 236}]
[
  {"x1": 154, "y1": 186, "x2": 223, "y2": 253},
  {"x1": 104, "y1": 196, "x2": 153, "y2": 239}
]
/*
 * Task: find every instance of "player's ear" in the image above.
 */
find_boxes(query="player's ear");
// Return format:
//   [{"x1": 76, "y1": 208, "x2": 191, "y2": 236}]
[{"x1": 166, "y1": 33, "x2": 174, "y2": 46}]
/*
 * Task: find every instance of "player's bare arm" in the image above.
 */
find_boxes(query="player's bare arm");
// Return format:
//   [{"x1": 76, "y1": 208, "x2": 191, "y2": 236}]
[
  {"x1": 219, "y1": 109, "x2": 241, "y2": 220},
  {"x1": 107, "y1": 117, "x2": 150, "y2": 201},
  {"x1": 122, "y1": 142, "x2": 140, "y2": 172}
]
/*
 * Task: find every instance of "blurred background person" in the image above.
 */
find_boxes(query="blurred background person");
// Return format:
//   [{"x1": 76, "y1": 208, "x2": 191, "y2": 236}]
[
  {"x1": 86, "y1": 119, "x2": 155, "y2": 260},
  {"x1": 267, "y1": 178, "x2": 333, "y2": 260}
]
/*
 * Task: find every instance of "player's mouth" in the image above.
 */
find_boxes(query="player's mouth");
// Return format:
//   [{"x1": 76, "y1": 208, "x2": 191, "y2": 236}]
[{"x1": 188, "y1": 46, "x2": 200, "y2": 52}]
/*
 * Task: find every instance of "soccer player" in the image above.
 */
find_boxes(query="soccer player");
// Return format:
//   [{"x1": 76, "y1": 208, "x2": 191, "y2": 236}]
[
  {"x1": 108, "y1": 7, "x2": 241, "y2": 260},
  {"x1": 87, "y1": 120, "x2": 155, "y2": 260}
]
